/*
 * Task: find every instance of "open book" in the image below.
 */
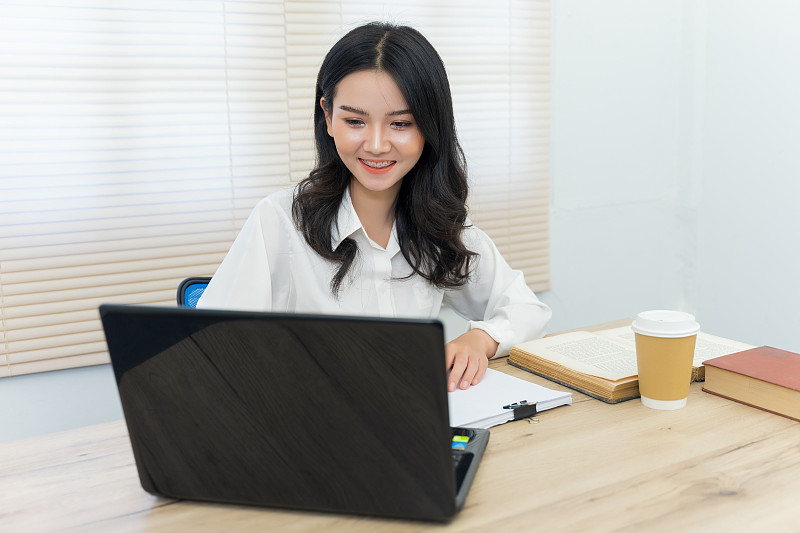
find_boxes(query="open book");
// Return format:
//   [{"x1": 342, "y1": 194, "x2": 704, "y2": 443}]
[
  {"x1": 509, "y1": 326, "x2": 754, "y2": 403},
  {"x1": 448, "y1": 368, "x2": 572, "y2": 428}
]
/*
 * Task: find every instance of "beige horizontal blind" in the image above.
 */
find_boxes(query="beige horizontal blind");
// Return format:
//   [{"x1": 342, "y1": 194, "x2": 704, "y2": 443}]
[
  {"x1": 0, "y1": 0, "x2": 290, "y2": 376},
  {"x1": 284, "y1": 2, "x2": 344, "y2": 183},
  {"x1": 0, "y1": 0, "x2": 550, "y2": 378}
]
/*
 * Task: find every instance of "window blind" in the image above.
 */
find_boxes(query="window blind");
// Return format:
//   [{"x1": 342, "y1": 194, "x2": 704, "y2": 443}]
[{"x1": 0, "y1": 0, "x2": 550, "y2": 377}]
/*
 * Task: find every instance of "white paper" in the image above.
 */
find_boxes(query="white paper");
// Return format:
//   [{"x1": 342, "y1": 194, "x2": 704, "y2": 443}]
[{"x1": 447, "y1": 368, "x2": 572, "y2": 429}]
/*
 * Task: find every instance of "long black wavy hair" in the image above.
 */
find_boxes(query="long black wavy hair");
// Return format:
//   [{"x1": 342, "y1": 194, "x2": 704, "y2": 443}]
[{"x1": 292, "y1": 22, "x2": 475, "y2": 295}]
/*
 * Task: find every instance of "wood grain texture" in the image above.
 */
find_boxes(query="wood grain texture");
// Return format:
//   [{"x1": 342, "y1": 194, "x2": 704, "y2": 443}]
[{"x1": 3, "y1": 322, "x2": 799, "y2": 532}]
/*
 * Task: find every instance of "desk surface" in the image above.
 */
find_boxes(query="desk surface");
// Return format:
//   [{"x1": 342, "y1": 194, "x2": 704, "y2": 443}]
[{"x1": 4, "y1": 322, "x2": 800, "y2": 532}]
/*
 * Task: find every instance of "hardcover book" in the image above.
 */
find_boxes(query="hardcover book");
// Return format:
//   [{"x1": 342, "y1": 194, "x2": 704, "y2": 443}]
[{"x1": 702, "y1": 346, "x2": 800, "y2": 422}]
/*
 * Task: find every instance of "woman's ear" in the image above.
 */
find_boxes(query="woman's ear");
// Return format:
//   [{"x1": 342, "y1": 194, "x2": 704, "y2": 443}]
[{"x1": 320, "y1": 97, "x2": 333, "y2": 137}]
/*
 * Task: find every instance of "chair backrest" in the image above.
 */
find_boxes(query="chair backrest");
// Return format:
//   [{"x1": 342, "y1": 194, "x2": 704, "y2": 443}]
[{"x1": 177, "y1": 277, "x2": 212, "y2": 307}]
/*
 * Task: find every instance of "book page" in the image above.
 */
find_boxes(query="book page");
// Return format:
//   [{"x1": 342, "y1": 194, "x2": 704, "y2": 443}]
[
  {"x1": 516, "y1": 331, "x2": 637, "y2": 381},
  {"x1": 595, "y1": 326, "x2": 636, "y2": 347},
  {"x1": 597, "y1": 327, "x2": 755, "y2": 366},
  {"x1": 693, "y1": 333, "x2": 754, "y2": 365}
]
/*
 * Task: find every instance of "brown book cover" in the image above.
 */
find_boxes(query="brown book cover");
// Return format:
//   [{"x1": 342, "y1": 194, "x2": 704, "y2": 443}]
[
  {"x1": 703, "y1": 346, "x2": 800, "y2": 392},
  {"x1": 702, "y1": 346, "x2": 800, "y2": 422}
]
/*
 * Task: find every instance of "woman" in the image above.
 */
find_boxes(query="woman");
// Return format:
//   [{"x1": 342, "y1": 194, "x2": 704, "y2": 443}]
[{"x1": 198, "y1": 22, "x2": 551, "y2": 392}]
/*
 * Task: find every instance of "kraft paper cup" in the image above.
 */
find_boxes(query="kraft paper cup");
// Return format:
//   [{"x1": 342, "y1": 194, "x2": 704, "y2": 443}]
[{"x1": 631, "y1": 310, "x2": 700, "y2": 410}]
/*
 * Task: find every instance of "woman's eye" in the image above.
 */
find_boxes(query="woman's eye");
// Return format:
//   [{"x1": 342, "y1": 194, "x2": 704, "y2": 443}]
[
  {"x1": 392, "y1": 121, "x2": 413, "y2": 129},
  {"x1": 344, "y1": 119, "x2": 364, "y2": 127}
]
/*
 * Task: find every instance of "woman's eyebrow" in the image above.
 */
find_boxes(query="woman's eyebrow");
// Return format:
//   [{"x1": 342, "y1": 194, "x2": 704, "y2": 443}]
[
  {"x1": 338, "y1": 105, "x2": 368, "y2": 115},
  {"x1": 338, "y1": 105, "x2": 412, "y2": 117}
]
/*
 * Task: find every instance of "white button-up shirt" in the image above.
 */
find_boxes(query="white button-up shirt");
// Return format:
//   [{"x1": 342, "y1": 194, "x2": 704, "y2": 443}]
[{"x1": 198, "y1": 187, "x2": 551, "y2": 356}]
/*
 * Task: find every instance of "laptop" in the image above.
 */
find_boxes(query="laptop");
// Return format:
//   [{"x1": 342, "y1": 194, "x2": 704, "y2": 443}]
[{"x1": 99, "y1": 304, "x2": 489, "y2": 522}]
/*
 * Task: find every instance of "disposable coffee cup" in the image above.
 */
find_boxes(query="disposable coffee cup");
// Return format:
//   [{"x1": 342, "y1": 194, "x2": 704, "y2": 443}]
[{"x1": 631, "y1": 310, "x2": 700, "y2": 410}]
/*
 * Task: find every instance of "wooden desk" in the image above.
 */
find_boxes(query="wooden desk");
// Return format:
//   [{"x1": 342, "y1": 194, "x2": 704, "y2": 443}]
[{"x1": 4, "y1": 334, "x2": 800, "y2": 531}]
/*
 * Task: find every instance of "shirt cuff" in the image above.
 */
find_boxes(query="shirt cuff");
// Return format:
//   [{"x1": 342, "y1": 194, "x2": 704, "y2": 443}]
[{"x1": 466, "y1": 322, "x2": 508, "y2": 359}]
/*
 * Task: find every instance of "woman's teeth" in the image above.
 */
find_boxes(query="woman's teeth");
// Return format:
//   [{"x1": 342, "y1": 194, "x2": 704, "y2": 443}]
[{"x1": 360, "y1": 159, "x2": 395, "y2": 169}]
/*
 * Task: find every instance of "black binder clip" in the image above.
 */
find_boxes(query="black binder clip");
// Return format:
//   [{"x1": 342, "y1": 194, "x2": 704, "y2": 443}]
[{"x1": 503, "y1": 400, "x2": 538, "y2": 421}]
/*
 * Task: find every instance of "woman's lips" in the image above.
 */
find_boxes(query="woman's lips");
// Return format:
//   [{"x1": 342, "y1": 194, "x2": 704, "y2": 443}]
[{"x1": 359, "y1": 158, "x2": 397, "y2": 174}]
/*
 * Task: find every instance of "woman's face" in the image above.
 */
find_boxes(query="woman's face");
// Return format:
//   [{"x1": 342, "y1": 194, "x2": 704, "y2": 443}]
[{"x1": 322, "y1": 70, "x2": 425, "y2": 202}]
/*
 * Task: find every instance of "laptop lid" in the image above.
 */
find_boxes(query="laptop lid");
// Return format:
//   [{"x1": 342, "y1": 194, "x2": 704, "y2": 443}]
[{"x1": 99, "y1": 304, "x2": 470, "y2": 521}]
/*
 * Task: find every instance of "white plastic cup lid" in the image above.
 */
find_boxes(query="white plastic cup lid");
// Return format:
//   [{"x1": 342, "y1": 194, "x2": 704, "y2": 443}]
[{"x1": 631, "y1": 310, "x2": 700, "y2": 338}]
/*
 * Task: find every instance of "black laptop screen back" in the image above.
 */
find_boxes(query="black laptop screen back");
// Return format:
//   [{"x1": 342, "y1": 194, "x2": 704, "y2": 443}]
[{"x1": 100, "y1": 305, "x2": 458, "y2": 520}]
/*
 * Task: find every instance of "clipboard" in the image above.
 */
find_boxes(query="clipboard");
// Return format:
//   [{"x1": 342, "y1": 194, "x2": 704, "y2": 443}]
[{"x1": 448, "y1": 369, "x2": 572, "y2": 429}]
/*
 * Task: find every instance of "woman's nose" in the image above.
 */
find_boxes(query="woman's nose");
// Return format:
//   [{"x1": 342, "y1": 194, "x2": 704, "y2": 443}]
[{"x1": 365, "y1": 126, "x2": 391, "y2": 154}]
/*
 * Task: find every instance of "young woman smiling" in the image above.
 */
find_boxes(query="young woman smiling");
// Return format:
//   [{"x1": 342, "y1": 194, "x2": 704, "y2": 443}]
[{"x1": 199, "y1": 22, "x2": 551, "y2": 392}]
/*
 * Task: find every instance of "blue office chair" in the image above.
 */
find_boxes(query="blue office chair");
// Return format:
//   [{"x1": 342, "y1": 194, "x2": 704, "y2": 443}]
[{"x1": 177, "y1": 277, "x2": 212, "y2": 308}]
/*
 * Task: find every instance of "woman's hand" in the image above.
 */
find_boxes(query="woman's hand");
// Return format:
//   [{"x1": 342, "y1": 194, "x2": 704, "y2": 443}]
[{"x1": 444, "y1": 329, "x2": 499, "y2": 392}]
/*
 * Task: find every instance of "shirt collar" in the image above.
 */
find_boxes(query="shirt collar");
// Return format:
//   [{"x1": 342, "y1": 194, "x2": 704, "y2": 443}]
[
  {"x1": 331, "y1": 186, "x2": 362, "y2": 250},
  {"x1": 331, "y1": 187, "x2": 400, "y2": 256}
]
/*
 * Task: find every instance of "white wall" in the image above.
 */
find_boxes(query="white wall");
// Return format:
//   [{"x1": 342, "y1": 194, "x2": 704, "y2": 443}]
[
  {"x1": 0, "y1": 365, "x2": 123, "y2": 442},
  {"x1": 540, "y1": 0, "x2": 687, "y2": 332},
  {"x1": 540, "y1": 0, "x2": 800, "y2": 355},
  {"x1": 694, "y1": 0, "x2": 800, "y2": 351},
  {"x1": 541, "y1": 0, "x2": 691, "y2": 331},
  {"x1": 4, "y1": 0, "x2": 800, "y2": 442}
]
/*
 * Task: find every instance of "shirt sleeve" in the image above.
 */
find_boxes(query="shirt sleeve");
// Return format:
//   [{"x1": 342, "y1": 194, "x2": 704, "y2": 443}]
[
  {"x1": 442, "y1": 225, "x2": 552, "y2": 358},
  {"x1": 197, "y1": 199, "x2": 274, "y2": 311}
]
